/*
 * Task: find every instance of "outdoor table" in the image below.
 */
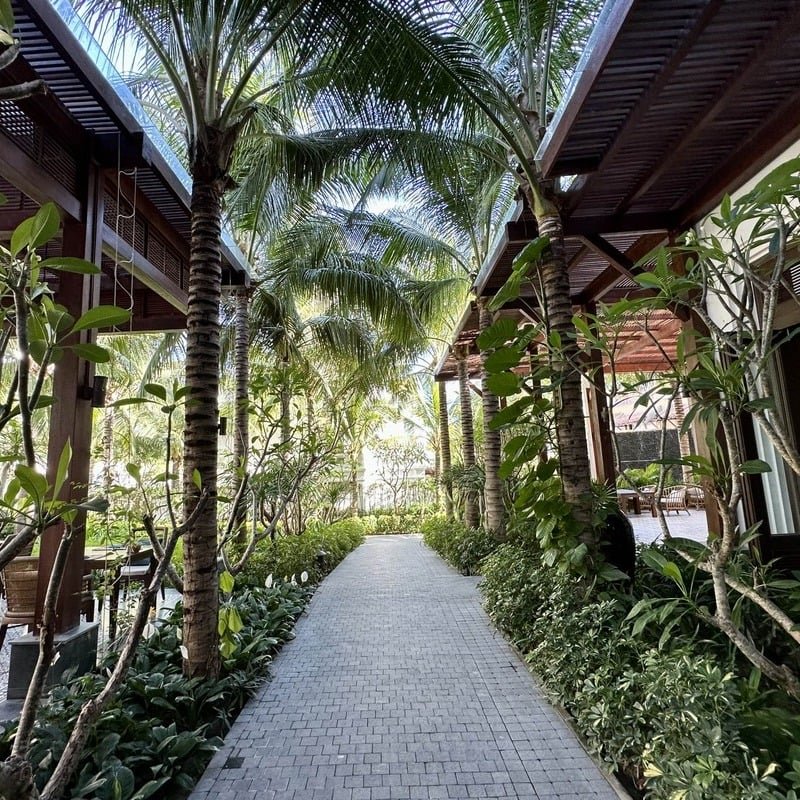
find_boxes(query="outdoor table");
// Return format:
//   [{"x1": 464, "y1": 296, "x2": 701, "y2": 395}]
[
  {"x1": 615, "y1": 488, "x2": 641, "y2": 515},
  {"x1": 83, "y1": 544, "x2": 155, "y2": 637}
]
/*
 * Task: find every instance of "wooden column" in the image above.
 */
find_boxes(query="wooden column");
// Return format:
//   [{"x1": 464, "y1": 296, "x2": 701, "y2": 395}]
[
  {"x1": 36, "y1": 168, "x2": 103, "y2": 632},
  {"x1": 583, "y1": 307, "x2": 617, "y2": 486}
]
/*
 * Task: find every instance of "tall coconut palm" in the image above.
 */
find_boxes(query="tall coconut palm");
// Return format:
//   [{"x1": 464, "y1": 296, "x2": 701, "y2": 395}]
[
  {"x1": 80, "y1": 0, "x2": 488, "y2": 678},
  {"x1": 455, "y1": 344, "x2": 480, "y2": 528},
  {"x1": 438, "y1": 380, "x2": 455, "y2": 519},
  {"x1": 322, "y1": 0, "x2": 600, "y2": 534}
]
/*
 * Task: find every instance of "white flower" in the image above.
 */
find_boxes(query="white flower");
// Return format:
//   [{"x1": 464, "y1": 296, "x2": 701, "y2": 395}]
[
  {"x1": 300, "y1": 571, "x2": 309, "y2": 584},
  {"x1": 265, "y1": 574, "x2": 274, "y2": 589}
]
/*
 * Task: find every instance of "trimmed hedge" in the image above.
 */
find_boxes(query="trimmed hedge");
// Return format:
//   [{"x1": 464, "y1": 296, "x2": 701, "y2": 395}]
[
  {"x1": 238, "y1": 517, "x2": 365, "y2": 586},
  {"x1": 480, "y1": 542, "x2": 800, "y2": 799},
  {"x1": 421, "y1": 516, "x2": 499, "y2": 575}
]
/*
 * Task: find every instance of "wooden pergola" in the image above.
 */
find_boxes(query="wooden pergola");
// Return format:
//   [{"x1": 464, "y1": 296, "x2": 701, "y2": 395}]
[
  {"x1": 0, "y1": 0, "x2": 249, "y2": 688},
  {"x1": 436, "y1": 0, "x2": 800, "y2": 540}
]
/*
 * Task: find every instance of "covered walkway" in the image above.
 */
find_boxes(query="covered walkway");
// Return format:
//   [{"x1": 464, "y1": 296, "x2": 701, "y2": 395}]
[{"x1": 189, "y1": 535, "x2": 622, "y2": 800}]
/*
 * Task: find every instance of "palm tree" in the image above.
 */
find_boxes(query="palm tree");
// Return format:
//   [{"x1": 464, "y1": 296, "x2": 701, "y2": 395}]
[
  {"x1": 321, "y1": 0, "x2": 600, "y2": 533},
  {"x1": 438, "y1": 380, "x2": 455, "y2": 519},
  {"x1": 80, "y1": 0, "x2": 484, "y2": 677},
  {"x1": 455, "y1": 344, "x2": 480, "y2": 528}
]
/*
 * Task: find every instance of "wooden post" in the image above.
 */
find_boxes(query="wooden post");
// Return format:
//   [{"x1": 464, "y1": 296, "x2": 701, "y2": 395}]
[
  {"x1": 583, "y1": 306, "x2": 617, "y2": 486},
  {"x1": 36, "y1": 168, "x2": 103, "y2": 632}
]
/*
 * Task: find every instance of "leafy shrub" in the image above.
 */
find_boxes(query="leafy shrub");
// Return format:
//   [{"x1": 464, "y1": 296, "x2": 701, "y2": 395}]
[
  {"x1": 239, "y1": 517, "x2": 365, "y2": 586},
  {"x1": 479, "y1": 540, "x2": 800, "y2": 798},
  {"x1": 421, "y1": 516, "x2": 498, "y2": 575},
  {"x1": 360, "y1": 512, "x2": 426, "y2": 534},
  {"x1": 0, "y1": 582, "x2": 309, "y2": 799}
]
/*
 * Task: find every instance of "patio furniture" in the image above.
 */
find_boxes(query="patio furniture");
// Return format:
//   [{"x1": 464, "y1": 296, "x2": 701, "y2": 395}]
[
  {"x1": 686, "y1": 485, "x2": 705, "y2": 509},
  {"x1": 659, "y1": 486, "x2": 690, "y2": 514},
  {"x1": 109, "y1": 550, "x2": 162, "y2": 640},
  {"x1": 0, "y1": 556, "x2": 38, "y2": 649},
  {"x1": 638, "y1": 485, "x2": 657, "y2": 514},
  {"x1": 616, "y1": 488, "x2": 641, "y2": 515}
]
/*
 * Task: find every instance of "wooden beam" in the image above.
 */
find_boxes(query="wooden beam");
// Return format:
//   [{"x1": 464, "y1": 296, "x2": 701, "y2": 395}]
[
  {"x1": 619, "y1": 0, "x2": 800, "y2": 216},
  {"x1": 101, "y1": 225, "x2": 188, "y2": 313},
  {"x1": 538, "y1": 0, "x2": 639, "y2": 178},
  {"x1": 563, "y1": 212, "x2": 670, "y2": 237},
  {"x1": 0, "y1": 129, "x2": 82, "y2": 220}
]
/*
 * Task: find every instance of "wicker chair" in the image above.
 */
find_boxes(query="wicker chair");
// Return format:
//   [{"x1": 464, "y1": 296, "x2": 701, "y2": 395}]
[
  {"x1": 0, "y1": 556, "x2": 38, "y2": 649},
  {"x1": 659, "y1": 486, "x2": 690, "y2": 514}
]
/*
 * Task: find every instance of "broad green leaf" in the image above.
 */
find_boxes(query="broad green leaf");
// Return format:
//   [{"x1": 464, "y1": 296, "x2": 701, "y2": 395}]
[
  {"x1": 144, "y1": 383, "x2": 167, "y2": 401},
  {"x1": 226, "y1": 607, "x2": 243, "y2": 633},
  {"x1": 488, "y1": 396, "x2": 536, "y2": 429},
  {"x1": 512, "y1": 236, "x2": 550, "y2": 268},
  {"x1": 219, "y1": 571, "x2": 235, "y2": 594},
  {"x1": 72, "y1": 305, "x2": 130, "y2": 333},
  {"x1": 10, "y1": 217, "x2": 33, "y2": 257},
  {"x1": 635, "y1": 272, "x2": 662, "y2": 289},
  {"x1": 111, "y1": 397, "x2": 149, "y2": 408},
  {"x1": 0, "y1": 0, "x2": 13, "y2": 35},
  {"x1": 71, "y1": 343, "x2": 110, "y2": 363},
  {"x1": 662, "y1": 561, "x2": 686, "y2": 593},
  {"x1": 52, "y1": 440, "x2": 71, "y2": 500},
  {"x1": 487, "y1": 271, "x2": 523, "y2": 311},
  {"x1": 192, "y1": 468, "x2": 202, "y2": 489},
  {"x1": 19, "y1": 203, "x2": 60, "y2": 253},
  {"x1": 126, "y1": 463, "x2": 141, "y2": 482},
  {"x1": 486, "y1": 371, "x2": 520, "y2": 397},
  {"x1": 476, "y1": 317, "x2": 518, "y2": 350},
  {"x1": 14, "y1": 465, "x2": 47, "y2": 503},
  {"x1": 739, "y1": 459, "x2": 772, "y2": 475},
  {"x1": 484, "y1": 347, "x2": 523, "y2": 372},
  {"x1": 39, "y1": 256, "x2": 100, "y2": 274}
]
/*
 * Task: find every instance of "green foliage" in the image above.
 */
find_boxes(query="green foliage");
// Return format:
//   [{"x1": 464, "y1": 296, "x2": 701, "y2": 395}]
[
  {"x1": 479, "y1": 541, "x2": 800, "y2": 798},
  {"x1": 0, "y1": 583, "x2": 309, "y2": 799},
  {"x1": 616, "y1": 463, "x2": 662, "y2": 489},
  {"x1": 421, "y1": 515, "x2": 498, "y2": 575},
  {"x1": 238, "y1": 517, "x2": 365, "y2": 587},
  {"x1": 360, "y1": 512, "x2": 426, "y2": 534}
]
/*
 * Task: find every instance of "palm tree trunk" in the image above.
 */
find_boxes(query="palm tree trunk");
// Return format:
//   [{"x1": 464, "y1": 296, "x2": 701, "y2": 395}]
[
  {"x1": 535, "y1": 208, "x2": 594, "y2": 539},
  {"x1": 456, "y1": 346, "x2": 480, "y2": 529},
  {"x1": 673, "y1": 390, "x2": 693, "y2": 485},
  {"x1": 232, "y1": 287, "x2": 250, "y2": 542},
  {"x1": 182, "y1": 173, "x2": 222, "y2": 680},
  {"x1": 232, "y1": 287, "x2": 250, "y2": 472},
  {"x1": 438, "y1": 381, "x2": 454, "y2": 520},
  {"x1": 479, "y1": 300, "x2": 505, "y2": 538}
]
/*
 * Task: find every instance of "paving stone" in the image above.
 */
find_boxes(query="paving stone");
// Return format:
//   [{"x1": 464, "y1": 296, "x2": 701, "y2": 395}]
[{"x1": 188, "y1": 535, "x2": 623, "y2": 800}]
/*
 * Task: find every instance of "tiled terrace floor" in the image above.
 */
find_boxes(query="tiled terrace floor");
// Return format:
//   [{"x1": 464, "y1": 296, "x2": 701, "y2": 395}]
[{"x1": 189, "y1": 535, "x2": 623, "y2": 800}]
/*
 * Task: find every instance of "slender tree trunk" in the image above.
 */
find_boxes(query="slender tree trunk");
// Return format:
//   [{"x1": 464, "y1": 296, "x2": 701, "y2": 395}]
[
  {"x1": 456, "y1": 346, "x2": 480, "y2": 528},
  {"x1": 479, "y1": 300, "x2": 506, "y2": 538},
  {"x1": 232, "y1": 287, "x2": 250, "y2": 472},
  {"x1": 533, "y1": 206, "x2": 594, "y2": 539},
  {"x1": 232, "y1": 288, "x2": 250, "y2": 542},
  {"x1": 673, "y1": 390, "x2": 693, "y2": 485},
  {"x1": 182, "y1": 171, "x2": 223, "y2": 679},
  {"x1": 438, "y1": 381, "x2": 454, "y2": 520},
  {"x1": 102, "y1": 406, "x2": 115, "y2": 497}
]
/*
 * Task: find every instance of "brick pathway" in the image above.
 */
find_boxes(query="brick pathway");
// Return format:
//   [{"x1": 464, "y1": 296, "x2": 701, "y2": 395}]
[{"x1": 189, "y1": 535, "x2": 623, "y2": 800}]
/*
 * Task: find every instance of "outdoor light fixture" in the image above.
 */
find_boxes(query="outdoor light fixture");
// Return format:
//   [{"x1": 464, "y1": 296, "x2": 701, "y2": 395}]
[
  {"x1": 91, "y1": 375, "x2": 108, "y2": 408},
  {"x1": 79, "y1": 374, "x2": 109, "y2": 407}
]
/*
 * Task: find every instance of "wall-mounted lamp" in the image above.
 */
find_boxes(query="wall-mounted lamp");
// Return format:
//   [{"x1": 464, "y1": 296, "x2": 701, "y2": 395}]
[
  {"x1": 218, "y1": 416, "x2": 228, "y2": 436},
  {"x1": 91, "y1": 375, "x2": 108, "y2": 408},
  {"x1": 79, "y1": 374, "x2": 108, "y2": 407}
]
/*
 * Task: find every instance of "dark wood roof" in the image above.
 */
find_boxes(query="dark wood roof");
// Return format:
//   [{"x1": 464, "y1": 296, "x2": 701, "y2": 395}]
[
  {"x1": 437, "y1": 0, "x2": 800, "y2": 377},
  {"x1": 5, "y1": 0, "x2": 248, "y2": 278},
  {"x1": 540, "y1": 0, "x2": 800, "y2": 233}
]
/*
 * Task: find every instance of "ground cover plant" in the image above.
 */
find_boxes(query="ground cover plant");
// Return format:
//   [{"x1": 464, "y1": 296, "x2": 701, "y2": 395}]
[
  {"x1": 478, "y1": 537, "x2": 800, "y2": 800},
  {"x1": 0, "y1": 509, "x2": 365, "y2": 800}
]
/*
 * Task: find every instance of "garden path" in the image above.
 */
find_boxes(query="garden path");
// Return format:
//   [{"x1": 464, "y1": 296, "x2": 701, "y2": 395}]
[{"x1": 189, "y1": 534, "x2": 623, "y2": 800}]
